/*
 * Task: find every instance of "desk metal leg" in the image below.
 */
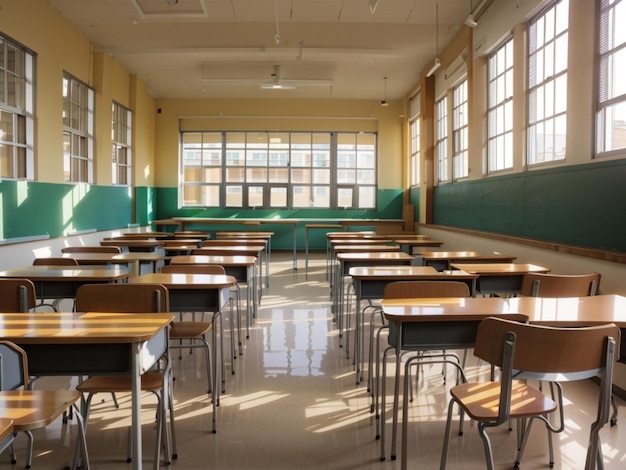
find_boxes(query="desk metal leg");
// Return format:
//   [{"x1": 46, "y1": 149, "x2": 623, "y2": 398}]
[
  {"x1": 305, "y1": 228, "x2": 310, "y2": 279},
  {"x1": 292, "y1": 225, "x2": 298, "y2": 271},
  {"x1": 131, "y1": 343, "x2": 142, "y2": 470}
]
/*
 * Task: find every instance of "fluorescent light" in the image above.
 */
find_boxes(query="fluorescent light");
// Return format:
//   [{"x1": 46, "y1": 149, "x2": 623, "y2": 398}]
[
  {"x1": 426, "y1": 58, "x2": 441, "y2": 78},
  {"x1": 465, "y1": 14, "x2": 478, "y2": 27},
  {"x1": 369, "y1": 0, "x2": 379, "y2": 14}
]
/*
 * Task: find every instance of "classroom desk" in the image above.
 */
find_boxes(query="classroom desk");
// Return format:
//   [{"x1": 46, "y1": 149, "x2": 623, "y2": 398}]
[
  {"x1": 304, "y1": 224, "x2": 342, "y2": 278},
  {"x1": 334, "y1": 252, "x2": 414, "y2": 347},
  {"x1": 417, "y1": 251, "x2": 517, "y2": 271},
  {"x1": 169, "y1": 255, "x2": 258, "y2": 337},
  {"x1": 389, "y1": 238, "x2": 445, "y2": 254},
  {"x1": 0, "y1": 311, "x2": 173, "y2": 470},
  {"x1": 117, "y1": 232, "x2": 173, "y2": 239},
  {"x1": 380, "y1": 294, "x2": 626, "y2": 465},
  {"x1": 0, "y1": 266, "x2": 133, "y2": 301},
  {"x1": 130, "y1": 272, "x2": 237, "y2": 430},
  {"x1": 61, "y1": 252, "x2": 168, "y2": 275},
  {"x1": 349, "y1": 266, "x2": 479, "y2": 385},
  {"x1": 100, "y1": 239, "x2": 166, "y2": 254},
  {"x1": 450, "y1": 262, "x2": 551, "y2": 296},
  {"x1": 214, "y1": 232, "x2": 273, "y2": 285}
]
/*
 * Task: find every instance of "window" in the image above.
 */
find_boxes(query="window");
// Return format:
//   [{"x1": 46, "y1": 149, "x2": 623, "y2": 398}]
[
  {"x1": 528, "y1": 0, "x2": 569, "y2": 164},
  {"x1": 487, "y1": 38, "x2": 514, "y2": 172},
  {"x1": 452, "y1": 79, "x2": 469, "y2": 179},
  {"x1": 63, "y1": 73, "x2": 94, "y2": 183},
  {"x1": 112, "y1": 101, "x2": 131, "y2": 185},
  {"x1": 410, "y1": 118, "x2": 420, "y2": 186},
  {"x1": 597, "y1": 0, "x2": 626, "y2": 154},
  {"x1": 180, "y1": 131, "x2": 377, "y2": 209},
  {"x1": 436, "y1": 96, "x2": 449, "y2": 182},
  {"x1": 0, "y1": 34, "x2": 34, "y2": 179}
]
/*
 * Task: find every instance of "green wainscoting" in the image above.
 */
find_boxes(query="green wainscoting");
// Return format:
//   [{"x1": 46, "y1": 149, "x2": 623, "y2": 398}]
[
  {"x1": 0, "y1": 180, "x2": 132, "y2": 240},
  {"x1": 153, "y1": 188, "x2": 404, "y2": 250},
  {"x1": 432, "y1": 159, "x2": 626, "y2": 253}
]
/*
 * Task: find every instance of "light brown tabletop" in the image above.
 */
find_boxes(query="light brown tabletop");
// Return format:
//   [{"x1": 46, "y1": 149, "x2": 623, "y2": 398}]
[
  {"x1": 170, "y1": 255, "x2": 257, "y2": 266},
  {"x1": 101, "y1": 239, "x2": 165, "y2": 248},
  {"x1": 333, "y1": 244, "x2": 401, "y2": 253},
  {"x1": 337, "y1": 252, "x2": 414, "y2": 263},
  {"x1": 349, "y1": 265, "x2": 478, "y2": 280},
  {"x1": 0, "y1": 418, "x2": 12, "y2": 442},
  {"x1": 449, "y1": 263, "x2": 551, "y2": 275},
  {"x1": 130, "y1": 272, "x2": 236, "y2": 289},
  {"x1": 215, "y1": 231, "x2": 274, "y2": 239},
  {"x1": 0, "y1": 311, "x2": 174, "y2": 344},
  {"x1": 118, "y1": 232, "x2": 172, "y2": 239},
  {"x1": 330, "y1": 238, "x2": 393, "y2": 245},
  {"x1": 381, "y1": 294, "x2": 626, "y2": 327},
  {"x1": 192, "y1": 246, "x2": 265, "y2": 257},
  {"x1": 0, "y1": 265, "x2": 132, "y2": 282}
]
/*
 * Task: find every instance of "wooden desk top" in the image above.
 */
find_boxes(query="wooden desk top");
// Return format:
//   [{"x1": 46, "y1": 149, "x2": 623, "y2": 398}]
[
  {"x1": 0, "y1": 390, "x2": 81, "y2": 430},
  {"x1": 0, "y1": 266, "x2": 133, "y2": 281},
  {"x1": 0, "y1": 418, "x2": 12, "y2": 442},
  {"x1": 419, "y1": 251, "x2": 516, "y2": 262},
  {"x1": 101, "y1": 239, "x2": 165, "y2": 248},
  {"x1": 382, "y1": 294, "x2": 626, "y2": 327},
  {"x1": 61, "y1": 252, "x2": 168, "y2": 264},
  {"x1": 201, "y1": 239, "x2": 267, "y2": 247},
  {"x1": 130, "y1": 273, "x2": 237, "y2": 289},
  {"x1": 349, "y1": 265, "x2": 478, "y2": 281},
  {"x1": 119, "y1": 232, "x2": 172, "y2": 239},
  {"x1": 215, "y1": 231, "x2": 274, "y2": 238},
  {"x1": 170, "y1": 255, "x2": 257, "y2": 266},
  {"x1": 0, "y1": 312, "x2": 174, "y2": 344},
  {"x1": 392, "y1": 238, "x2": 444, "y2": 246},
  {"x1": 333, "y1": 244, "x2": 400, "y2": 253},
  {"x1": 329, "y1": 238, "x2": 391, "y2": 245},
  {"x1": 449, "y1": 263, "x2": 551, "y2": 275},
  {"x1": 192, "y1": 246, "x2": 265, "y2": 256},
  {"x1": 337, "y1": 252, "x2": 414, "y2": 262},
  {"x1": 326, "y1": 232, "x2": 379, "y2": 239},
  {"x1": 173, "y1": 217, "x2": 299, "y2": 225}
]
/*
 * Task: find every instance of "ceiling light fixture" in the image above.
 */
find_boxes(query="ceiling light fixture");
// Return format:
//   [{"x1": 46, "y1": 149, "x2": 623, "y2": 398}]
[
  {"x1": 465, "y1": 0, "x2": 478, "y2": 27},
  {"x1": 297, "y1": 41, "x2": 304, "y2": 60},
  {"x1": 273, "y1": 0, "x2": 281, "y2": 44},
  {"x1": 426, "y1": 3, "x2": 441, "y2": 77},
  {"x1": 369, "y1": 0, "x2": 379, "y2": 14},
  {"x1": 166, "y1": 0, "x2": 178, "y2": 5},
  {"x1": 381, "y1": 77, "x2": 389, "y2": 107}
]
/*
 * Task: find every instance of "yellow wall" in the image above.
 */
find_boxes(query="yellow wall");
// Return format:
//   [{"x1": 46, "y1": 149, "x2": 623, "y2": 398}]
[
  {"x1": 131, "y1": 77, "x2": 157, "y2": 187},
  {"x1": 154, "y1": 97, "x2": 404, "y2": 189}
]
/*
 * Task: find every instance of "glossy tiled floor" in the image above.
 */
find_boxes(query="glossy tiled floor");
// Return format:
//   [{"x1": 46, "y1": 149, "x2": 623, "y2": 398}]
[{"x1": 15, "y1": 252, "x2": 626, "y2": 469}]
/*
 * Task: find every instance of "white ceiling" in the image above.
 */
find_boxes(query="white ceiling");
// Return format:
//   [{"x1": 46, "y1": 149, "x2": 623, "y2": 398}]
[{"x1": 47, "y1": 0, "x2": 490, "y2": 101}]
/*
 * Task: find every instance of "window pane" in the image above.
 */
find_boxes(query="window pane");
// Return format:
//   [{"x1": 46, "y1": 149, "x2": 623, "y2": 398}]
[{"x1": 270, "y1": 187, "x2": 287, "y2": 207}]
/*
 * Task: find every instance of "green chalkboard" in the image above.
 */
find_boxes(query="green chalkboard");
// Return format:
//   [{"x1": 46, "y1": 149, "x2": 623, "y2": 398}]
[
  {"x1": 0, "y1": 180, "x2": 132, "y2": 240},
  {"x1": 433, "y1": 159, "x2": 626, "y2": 253}
]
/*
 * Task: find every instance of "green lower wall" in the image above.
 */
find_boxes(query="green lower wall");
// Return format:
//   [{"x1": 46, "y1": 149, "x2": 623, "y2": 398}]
[
  {"x1": 0, "y1": 180, "x2": 132, "y2": 240},
  {"x1": 152, "y1": 188, "x2": 404, "y2": 250},
  {"x1": 431, "y1": 159, "x2": 626, "y2": 253}
]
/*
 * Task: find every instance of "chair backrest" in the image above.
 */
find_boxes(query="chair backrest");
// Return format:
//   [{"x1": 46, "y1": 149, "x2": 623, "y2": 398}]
[
  {"x1": 75, "y1": 283, "x2": 169, "y2": 313},
  {"x1": 33, "y1": 257, "x2": 79, "y2": 266},
  {"x1": 161, "y1": 264, "x2": 226, "y2": 275},
  {"x1": 519, "y1": 272, "x2": 601, "y2": 297},
  {"x1": 0, "y1": 278, "x2": 37, "y2": 312},
  {"x1": 475, "y1": 317, "x2": 620, "y2": 380},
  {"x1": 61, "y1": 246, "x2": 122, "y2": 254},
  {"x1": 383, "y1": 280, "x2": 471, "y2": 299},
  {"x1": 0, "y1": 341, "x2": 29, "y2": 390}
]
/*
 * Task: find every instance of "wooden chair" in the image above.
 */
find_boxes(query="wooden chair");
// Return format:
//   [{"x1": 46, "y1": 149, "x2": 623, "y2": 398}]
[
  {"x1": 74, "y1": 283, "x2": 176, "y2": 465},
  {"x1": 519, "y1": 272, "x2": 601, "y2": 297},
  {"x1": 0, "y1": 279, "x2": 36, "y2": 312},
  {"x1": 0, "y1": 340, "x2": 89, "y2": 469},
  {"x1": 32, "y1": 257, "x2": 79, "y2": 311},
  {"x1": 440, "y1": 317, "x2": 620, "y2": 470},
  {"x1": 376, "y1": 281, "x2": 471, "y2": 460}
]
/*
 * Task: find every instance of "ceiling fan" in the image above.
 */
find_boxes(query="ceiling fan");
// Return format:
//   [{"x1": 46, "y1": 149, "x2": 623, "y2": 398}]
[{"x1": 201, "y1": 65, "x2": 333, "y2": 90}]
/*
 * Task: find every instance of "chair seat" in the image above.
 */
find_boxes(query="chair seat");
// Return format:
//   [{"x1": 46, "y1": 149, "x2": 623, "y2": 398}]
[
  {"x1": 169, "y1": 322, "x2": 212, "y2": 340},
  {"x1": 0, "y1": 390, "x2": 82, "y2": 431},
  {"x1": 76, "y1": 372, "x2": 164, "y2": 394},
  {"x1": 450, "y1": 380, "x2": 557, "y2": 421}
]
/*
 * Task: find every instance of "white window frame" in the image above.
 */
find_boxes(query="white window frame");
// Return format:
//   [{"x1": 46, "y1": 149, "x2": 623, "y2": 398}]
[
  {"x1": 436, "y1": 96, "x2": 449, "y2": 182},
  {"x1": 63, "y1": 72, "x2": 94, "y2": 183},
  {"x1": 596, "y1": 0, "x2": 626, "y2": 155},
  {"x1": 410, "y1": 118, "x2": 420, "y2": 186},
  {"x1": 527, "y1": 0, "x2": 569, "y2": 165},
  {"x1": 452, "y1": 79, "x2": 469, "y2": 180},
  {"x1": 112, "y1": 101, "x2": 132, "y2": 186},
  {"x1": 0, "y1": 34, "x2": 34, "y2": 180},
  {"x1": 487, "y1": 37, "x2": 515, "y2": 172}
]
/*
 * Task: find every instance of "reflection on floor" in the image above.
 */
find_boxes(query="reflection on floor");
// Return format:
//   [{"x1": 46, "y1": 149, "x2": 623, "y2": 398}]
[{"x1": 13, "y1": 252, "x2": 626, "y2": 469}]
